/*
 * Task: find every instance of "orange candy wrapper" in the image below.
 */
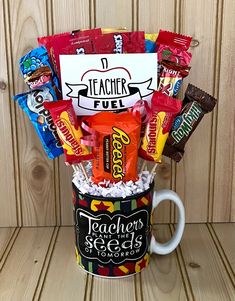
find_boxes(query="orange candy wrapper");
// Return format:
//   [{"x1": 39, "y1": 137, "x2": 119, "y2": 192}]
[
  {"x1": 44, "y1": 100, "x2": 93, "y2": 164},
  {"x1": 139, "y1": 92, "x2": 182, "y2": 163},
  {"x1": 84, "y1": 111, "x2": 141, "y2": 183}
]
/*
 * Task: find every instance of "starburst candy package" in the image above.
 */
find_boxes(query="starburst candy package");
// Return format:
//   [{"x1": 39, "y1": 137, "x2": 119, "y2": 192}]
[
  {"x1": 44, "y1": 99, "x2": 93, "y2": 164},
  {"x1": 139, "y1": 91, "x2": 182, "y2": 163}
]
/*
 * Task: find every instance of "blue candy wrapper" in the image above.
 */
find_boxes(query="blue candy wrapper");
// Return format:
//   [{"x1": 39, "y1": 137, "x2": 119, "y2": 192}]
[
  {"x1": 145, "y1": 39, "x2": 156, "y2": 53},
  {"x1": 19, "y1": 46, "x2": 60, "y2": 91},
  {"x1": 14, "y1": 83, "x2": 63, "y2": 159}
]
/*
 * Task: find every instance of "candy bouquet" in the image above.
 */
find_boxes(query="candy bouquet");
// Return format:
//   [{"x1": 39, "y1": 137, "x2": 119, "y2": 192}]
[{"x1": 14, "y1": 28, "x2": 217, "y2": 277}]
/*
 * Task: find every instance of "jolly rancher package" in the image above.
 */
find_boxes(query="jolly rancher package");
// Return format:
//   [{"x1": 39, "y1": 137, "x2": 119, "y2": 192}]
[
  {"x1": 84, "y1": 111, "x2": 141, "y2": 183},
  {"x1": 163, "y1": 84, "x2": 217, "y2": 162}
]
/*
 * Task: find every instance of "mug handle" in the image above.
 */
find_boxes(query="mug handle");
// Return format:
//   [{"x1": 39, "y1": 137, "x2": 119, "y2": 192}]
[{"x1": 150, "y1": 189, "x2": 185, "y2": 255}]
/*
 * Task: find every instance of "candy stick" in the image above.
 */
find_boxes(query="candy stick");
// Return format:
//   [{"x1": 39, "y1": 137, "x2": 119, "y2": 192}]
[
  {"x1": 72, "y1": 165, "x2": 76, "y2": 172},
  {"x1": 140, "y1": 161, "x2": 147, "y2": 172},
  {"x1": 79, "y1": 162, "x2": 89, "y2": 182},
  {"x1": 150, "y1": 163, "x2": 159, "y2": 176}
]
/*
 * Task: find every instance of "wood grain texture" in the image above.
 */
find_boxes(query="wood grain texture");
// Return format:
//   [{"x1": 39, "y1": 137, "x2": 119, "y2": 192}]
[
  {"x1": 175, "y1": 0, "x2": 218, "y2": 222},
  {"x1": 51, "y1": 0, "x2": 90, "y2": 225},
  {"x1": 179, "y1": 224, "x2": 235, "y2": 300},
  {"x1": 212, "y1": 223, "x2": 235, "y2": 276},
  {"x1": 138, "y1": 0, "x2": 175, "y2": 32},
  {"x1": 0, "y1": 227, "x2": 54, "y2": 301},
  {"x1": 0, "y1": 0, "x2": 235, "y2": 225},
  {"x1": 91, "y1": 274, "x2": 136, "y2": 301},
  {"x1": 9, "y1": 0, "x2": 56, "y2": 226},
  {"x1": 138, "y1": 0, "x2": 176, "y2": 223},
  {"x1": 52, "y1": 0, "x2": 90, "y2": 33},
  {"x1": 39, "y1": 227, "x2": 87, "y2": 301},
  {"x1": 0, "y1": 0, "x2": 17, "y2": 226},
  {"x1": 0, "y1": 228, "x2": 15, "y2": 263},
  {"x1": 95, "y1": 0, "x2": 132, "y2": 30},
  {"x1": 213, "y1": 0, "x2": 235, "y2": 222},
  {"x1": 141, "y1": 225, "x2": 187, "y2": 301}
]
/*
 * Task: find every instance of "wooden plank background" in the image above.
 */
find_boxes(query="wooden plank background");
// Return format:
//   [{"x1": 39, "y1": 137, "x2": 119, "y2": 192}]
[{"x1": 0, "y1": 0, "x2": 234, "y2": 226}]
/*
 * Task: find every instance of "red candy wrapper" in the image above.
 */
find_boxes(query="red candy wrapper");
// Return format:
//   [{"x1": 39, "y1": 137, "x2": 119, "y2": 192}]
[
  {"x1": 38, "y1": 28, "x2": 102, "y2": 79},
  {"x1": 93, "y1": 31, "x2": 145, "y2": 54},
  {"x1": 158, "y1": 61, "x2": 190, "y2": 97},
  {"x1": 139, "y1": 91, "x2": 182, "y2": 163},
  {"x1": 156, "y1": 29, "x2": 192, "y2": 51},
  {"x1": 84, "y1": 111, "x2": 141, "y2": 183},
  {"x1": 44, "y1": 99, "x2": 93, "y2": 164},
  {"x1": 157, "y1": 44, "x2": 192, "y2": 67},
  {"x1": 156, "y1": 30, "x2": 192, "y2": 97}
]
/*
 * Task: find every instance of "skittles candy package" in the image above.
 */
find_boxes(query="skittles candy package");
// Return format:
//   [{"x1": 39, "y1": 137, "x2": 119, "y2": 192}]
[
  {"x1": 84, "y1": 111, "x2": 141, "y2": 183},
  {"x1": 14, "y1": 83, "x2": 63, "y2": 159},
  {"x1": 93, "y1": 31, "x2": 145, "y2": 54}
]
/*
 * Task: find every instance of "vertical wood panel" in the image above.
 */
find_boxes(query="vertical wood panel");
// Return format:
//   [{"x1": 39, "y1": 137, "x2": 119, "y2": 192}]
[
  {"x1": 175, "y1": 0, "x2": 218, "y2": 222},
  {"x1": 95, "y1": 0, "x2": 132, "y2": 29},
  {"x1": 138, "y1": 0, "x2": 176, "y2": 223},
  {"x1": 213, "y1": 0, "x2": 235, "y2": 221},
  {"x1": 8, "y1": 0, "x2": 56, "y2": 226},
  {"x1": 0, "y1": 0, "x2": 17, "y2": 226},
  {"x1": 52, "y1": 0, "x2": 90, "y2": 225}
]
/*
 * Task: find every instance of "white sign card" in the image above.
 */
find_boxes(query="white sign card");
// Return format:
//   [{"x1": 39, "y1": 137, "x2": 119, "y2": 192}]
[{"x1": 60, "y1": 53, "x2": 158, "y2": 115}]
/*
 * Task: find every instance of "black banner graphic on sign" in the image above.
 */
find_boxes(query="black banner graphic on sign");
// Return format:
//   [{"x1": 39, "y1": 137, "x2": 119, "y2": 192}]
[
  {"x1": 65, "y1": 78, "x2": 154, "y2": 115},
  {"x1": 75, "y1": 208, "x2": 149, "y2": 264}
]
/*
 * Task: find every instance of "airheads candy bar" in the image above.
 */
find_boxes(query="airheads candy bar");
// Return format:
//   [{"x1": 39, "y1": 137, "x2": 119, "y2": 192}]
[
  {"x1": 84, "y1": 111, "x2": 141, "y2": 183},
  {"x1": 163, "y1": 84, "x2": 217, "y2": 162},
  {"x1": 19, "y1": 46, "x2": 60, "y2": 92},
  {"x1": 158, "y1": 61, "x2": 190, "y2": 97},
  {"x1": 38, "y1": 28, "x2": 102, "y2": 79},
  {"x1": 139, "y1": 91, "x2": 182, "y2": 163},
  {"x1": 93, "y1": 31, "x2": 145, "y2": 54},
  {"x1": 14, "y1": 83, "x2": 63, "y2": 159},
  {"x1": 44, "y1": 100, "x2": 93, "y2": 164}
]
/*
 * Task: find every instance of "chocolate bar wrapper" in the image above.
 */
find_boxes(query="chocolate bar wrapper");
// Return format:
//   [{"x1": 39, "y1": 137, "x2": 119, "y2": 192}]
[{"x1": 163, "y1": 84, "x2": 217, "y2": 161}]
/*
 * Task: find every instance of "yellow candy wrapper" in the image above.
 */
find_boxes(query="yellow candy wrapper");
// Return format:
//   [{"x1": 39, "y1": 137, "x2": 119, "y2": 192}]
[{"x1": 139, "y1": 92, "x2": 182, "y2": 163}]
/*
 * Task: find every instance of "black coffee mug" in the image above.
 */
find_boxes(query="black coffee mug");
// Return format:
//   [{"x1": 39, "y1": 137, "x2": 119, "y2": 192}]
[{"x1": 72, "y1": 182, "x2": 185, "y2": 278}]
